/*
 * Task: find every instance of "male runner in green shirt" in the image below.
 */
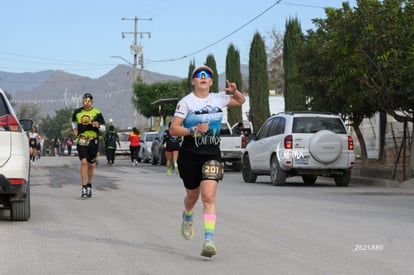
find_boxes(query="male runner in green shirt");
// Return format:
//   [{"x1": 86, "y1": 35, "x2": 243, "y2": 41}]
[{"x1": 72, "y1": 93, "x2": 105, "y2": 199}]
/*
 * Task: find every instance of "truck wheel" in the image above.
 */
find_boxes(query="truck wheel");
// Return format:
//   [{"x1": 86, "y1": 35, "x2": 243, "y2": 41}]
[
  {"x1": 242, "y1": 154, "x2": 257, "y2": 183},
  {"x1": 10, "y1": 182, "x2": 30, "y2": 221},
  {"x1": 334, "y1": 171, "x2": 351, "y2": 187},
  {"x1": 270, "y1": 156, "x2": 287, "y2": 186}
]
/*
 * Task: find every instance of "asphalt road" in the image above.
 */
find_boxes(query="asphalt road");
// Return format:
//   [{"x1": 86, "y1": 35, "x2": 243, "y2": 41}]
[{"x1": 1, "y1": 155, "x2": 414, "y2": 275}]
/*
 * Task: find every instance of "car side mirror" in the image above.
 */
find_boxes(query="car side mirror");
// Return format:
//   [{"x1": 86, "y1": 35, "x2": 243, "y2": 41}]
[{"x1": 20, "y1": 119, "x2": 33, "y2": 131}]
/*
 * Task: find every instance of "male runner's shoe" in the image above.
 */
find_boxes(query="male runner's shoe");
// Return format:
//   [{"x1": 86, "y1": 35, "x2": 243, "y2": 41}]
[
  {"x1": 86, "y1": 185, "x2": 92, "y2": 198},
  {"x1": 181, "y1": 212, "x2": 194, "y2": 240},
  {"x1": 81, "y1": 186, "x2": 88, "y2": 199},
  {"x1": 200, "y1": 240, "x2": 216, "y2": 258}
]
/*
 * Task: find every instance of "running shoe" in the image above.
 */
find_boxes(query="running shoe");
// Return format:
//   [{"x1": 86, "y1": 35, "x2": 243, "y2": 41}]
[
  {"x1": 81, "y1": 186, "x2": 88, "y2": 199},
  {"x1": 181, "y1": 212, "x2": 194, "y2": 240},
  {"x1": 167, "y1": 167, "x2": 171, "y2": 176},
  {"x1": 200, "y1": 240, "x2": 216, "y2": 258},
  {"x1": 86, "y1": 185, "x2": 92, "y2": 198}
]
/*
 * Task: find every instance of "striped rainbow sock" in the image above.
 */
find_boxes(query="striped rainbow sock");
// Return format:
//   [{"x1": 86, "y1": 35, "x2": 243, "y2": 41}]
[
  {"x1": 184, "y1": 209, "x2": 193, "y2": 221},
  {"x1": 203, "y1": 214, "x2": 216, "y2": 241}
]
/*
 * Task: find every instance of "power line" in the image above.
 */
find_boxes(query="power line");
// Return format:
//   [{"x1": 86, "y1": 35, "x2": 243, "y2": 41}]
[
  {"x1": 1, "y1": 1, "x2": 284, "y2": 75},
  {"x1": 147, "y1": 0, "x2": 283, "y2": 63},
  {"x1": 0, "y1": 50, "x2": 106, "y2": 67},
  {"x1": 281, "y1": 1, "x2": 325, "y2": 9}
]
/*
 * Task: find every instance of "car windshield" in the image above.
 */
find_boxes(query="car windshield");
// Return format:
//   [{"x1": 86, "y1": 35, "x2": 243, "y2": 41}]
[
  {"x1": 292, "y1": 117, "x2": 347, "y2": 134},
  {"x1": 146, "y1": 133, "x2": 157, "y2": 141},
  {"x1": 119, "y1": 134, "x2": 129, "y2": 142}
]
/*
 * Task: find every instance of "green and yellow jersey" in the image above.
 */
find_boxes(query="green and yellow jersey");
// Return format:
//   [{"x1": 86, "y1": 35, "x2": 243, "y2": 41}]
[{"x1": 72, "y1": 107, "x2": 105, "y2": 139}]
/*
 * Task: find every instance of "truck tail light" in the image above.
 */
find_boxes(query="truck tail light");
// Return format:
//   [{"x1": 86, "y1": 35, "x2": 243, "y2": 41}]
[
  {"x1": 241, "y1": 136, "x2": 247, "y2": 149},
  {"x1": 348, "y1": 136, "x2": 354, "y2": 150},
  {"x1": 284, "y1": 135, "x2": 293, "y2": 149}
]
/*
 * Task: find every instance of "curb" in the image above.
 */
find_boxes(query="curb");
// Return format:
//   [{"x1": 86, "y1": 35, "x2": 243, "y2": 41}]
[
  {"x1": 351, "y1": 165, "x2": 402, "y2": 187},
  {"x1": 351, "y1": 176, "x2": 401, "y2": 187}
]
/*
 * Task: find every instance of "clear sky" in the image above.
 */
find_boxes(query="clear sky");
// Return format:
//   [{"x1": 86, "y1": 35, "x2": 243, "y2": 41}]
[{"x1": 0, "y1": 0, "x2": 356, "y2": 79}]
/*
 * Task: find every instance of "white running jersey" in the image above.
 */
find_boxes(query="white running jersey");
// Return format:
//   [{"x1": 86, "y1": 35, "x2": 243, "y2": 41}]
[{"x1": 174, "y1": 92, "x2": 230, "y2": 155}]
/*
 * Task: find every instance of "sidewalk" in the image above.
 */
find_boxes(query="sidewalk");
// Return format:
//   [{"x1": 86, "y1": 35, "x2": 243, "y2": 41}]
[{"x1": 351, "y1": 164, "x2": 414, "y2": 187}]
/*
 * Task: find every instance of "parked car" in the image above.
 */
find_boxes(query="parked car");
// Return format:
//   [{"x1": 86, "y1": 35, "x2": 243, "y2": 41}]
[
  {"x1": 242, "y1": 112, "x2": 356, "y2": 187},
  {"x1": 138, "y1": 131, "x2": 158, "y2": 163},
  {"x1": 115, "y1": 131, "x2": 131, "y2": 155},
  {"x1": 151, "y1": 127, "x2": 168, "y2": 165},
  {"x1": 0, "y1": 88, "x2": 33, "y2": 221}
]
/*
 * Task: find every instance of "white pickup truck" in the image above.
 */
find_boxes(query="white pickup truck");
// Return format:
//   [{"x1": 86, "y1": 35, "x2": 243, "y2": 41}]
[{"x1": 220, "y1": 121, "x2": 253, "y2": 171}]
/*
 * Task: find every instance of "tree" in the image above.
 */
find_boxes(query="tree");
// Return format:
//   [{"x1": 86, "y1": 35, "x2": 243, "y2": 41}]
[
  {"x1": 133, "y1": 80, "x2": 187, "y2": 123},
  {"x1": 205, "y1": 54, "x2": 219, "y2": 93},
  {"x1": 225, "y1": 44, "x2": 243, "y2": 125},
  {"x1": 347, "y1": 0, "x2": 414, "y2": 162},
  {"x1": 16, "y1": 103, "x2": 42, "y2": 124},
  {"x1": 248, "y1": 32, "x2": 270, "y2": 131},
  {"x1": 302, "y1": 3, "x2": 377, "y2": 162},
  {"x1": 267, "y1": 27, "x2": 284, "y2": 93},
  {"x1": 299, "y1": 0, "x2": 414, "y2": 165},
  {"x1": 283, "y1": 17, "x2": 306, "y2": 111},
  {"x1": 39, "y1": 108, "x2": 74, "y2": 140}
]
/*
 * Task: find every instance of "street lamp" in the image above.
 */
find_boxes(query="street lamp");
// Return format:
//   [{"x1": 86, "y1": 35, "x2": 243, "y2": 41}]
[
  {"x1": 110, "y1": 55, "x2": 136, "y2": 81},
  {"x1": 110, "y1": 55, "x2": 133, "y2": 66}
]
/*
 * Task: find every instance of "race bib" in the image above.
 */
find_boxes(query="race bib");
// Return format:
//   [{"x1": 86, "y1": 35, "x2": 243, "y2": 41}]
[
  {"x1": 202, "y1": 160, "x2": 224, "y2": 181},
  {"x1": 77, "y1": 136, "x2": 90, "y2": 146}
]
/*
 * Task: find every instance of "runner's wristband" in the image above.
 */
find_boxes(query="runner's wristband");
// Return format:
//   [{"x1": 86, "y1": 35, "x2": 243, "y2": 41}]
[{"x1": 187, "y1": 126, "x2": 198, "y2": 136}]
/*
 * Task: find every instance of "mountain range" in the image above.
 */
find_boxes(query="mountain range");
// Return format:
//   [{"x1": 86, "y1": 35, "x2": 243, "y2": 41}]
[{"x1": 0, "y1": 65, "x2": 249, "y2": 130}]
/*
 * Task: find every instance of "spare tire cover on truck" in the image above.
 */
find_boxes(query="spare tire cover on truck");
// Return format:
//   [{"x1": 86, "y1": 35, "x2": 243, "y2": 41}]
[{"x1": 308, "y1": 130, "x2": 342, "y2": 164}]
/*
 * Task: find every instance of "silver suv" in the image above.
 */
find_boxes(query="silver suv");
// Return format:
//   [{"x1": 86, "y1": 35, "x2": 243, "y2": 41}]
[
  {"x1": 242, "y1": 112, "x2": 355, "y2": 186},
  {"x1": 0, "y1": 88, "x2": 33, "y2": 220}
]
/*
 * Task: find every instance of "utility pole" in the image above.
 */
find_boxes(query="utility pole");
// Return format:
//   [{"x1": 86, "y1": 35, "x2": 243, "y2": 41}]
[
  {"x1": 121, "y1": 16, "x2": 151, "y2": 128},
  {"x1": 121, "y1": 16, "x2": 151, "y2": 83}
]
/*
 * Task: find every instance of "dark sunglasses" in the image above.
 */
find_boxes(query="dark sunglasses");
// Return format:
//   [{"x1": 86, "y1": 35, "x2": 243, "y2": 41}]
[{"x1": 193, "y1": 70, "x2": 212, "y2": 79}]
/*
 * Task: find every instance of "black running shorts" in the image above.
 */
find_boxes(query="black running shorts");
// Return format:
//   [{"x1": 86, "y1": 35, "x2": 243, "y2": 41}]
[
  {"x1": 77, "y1": 138, "x2": 99, "y2": 163},
  {"x1": 177, "y1": 150, "x2": 221, "y2": 190}
]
